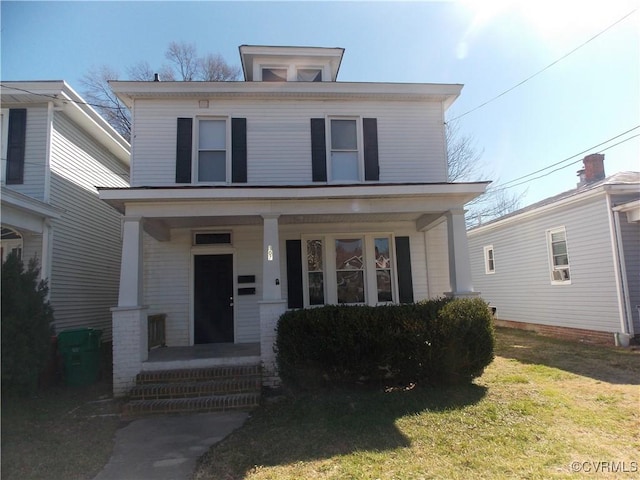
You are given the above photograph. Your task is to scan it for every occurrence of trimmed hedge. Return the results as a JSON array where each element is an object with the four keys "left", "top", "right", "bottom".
[{"left": 275, "top": 297, "right": 494, "bottom": 388}]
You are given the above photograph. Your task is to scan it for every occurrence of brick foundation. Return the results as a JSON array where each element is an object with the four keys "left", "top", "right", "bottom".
[{"left": 494, "top": 319, "right": 617, "bottom": 346}]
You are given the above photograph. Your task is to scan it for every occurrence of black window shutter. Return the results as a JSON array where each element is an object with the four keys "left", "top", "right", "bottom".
[
  {"left": 363, "top": 118, "right": 379, "bottom": 181},
  {"left": 6, "top": 109, "right": 27, "bottom": 185},
  {"left": 310, "top": 118, "right": 327, "bottom": 182},
  {"left": 231, "top": 118, "right": 247, "bottom": 183},
  {"left": 286, "top": 240, "right": 304, "bottom": 309},
  {"left": 175, "top": 118, "right": 193, "bottom": 183},
  {"left": 395, "top": 236, "right": 414, "bottom": 304}
]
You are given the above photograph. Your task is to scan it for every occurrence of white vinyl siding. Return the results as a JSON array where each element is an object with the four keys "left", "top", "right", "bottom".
[
  {"left": 47, "top": 112, "right": 129, "bottom": 340},
  {"left": 129, "top": 98, "right": 446, "bottom": 186},
  {"left": 468, "top": 195, "right": 622, "bottom": 333}
]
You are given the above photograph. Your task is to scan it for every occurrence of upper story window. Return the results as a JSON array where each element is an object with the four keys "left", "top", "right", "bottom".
[
  {"left": 297, "top": 69, "right": 322, "bottom": 82},
  {"left": 547, "top": 227, "right": 571, "bottom": 284},
  {"left": 484, "top": 245, "right": 495, "bottom": 274},
  {"left": 262, "top": 68, "right": 287, "bottom": 82},
  {"left": 310, "top": 117, "right": 379, "bottom": 183},
  {"left": 197, "top": 119, "right": 227, "bottom": 182},
  {"left": 330, "top": 119, "right": 359, "bottom": 181}
]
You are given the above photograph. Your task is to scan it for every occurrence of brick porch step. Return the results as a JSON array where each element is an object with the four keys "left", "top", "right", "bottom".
[
  {"left": 123, "top": 393, "right": 260, "bottom": 416},
  {"left": 123, "top": 364, "right": 262, "bottom": 416}
]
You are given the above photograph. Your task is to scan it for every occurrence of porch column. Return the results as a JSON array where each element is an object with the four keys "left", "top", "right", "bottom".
[
  {"left": 445, "top": 209, "right": 478, "bottom": 297},
  {"left": 111, "top": 216, "right": 148, "bottom": 397},
  {"left": 259, "top": 214, "right": 286, "bottom": 387}
]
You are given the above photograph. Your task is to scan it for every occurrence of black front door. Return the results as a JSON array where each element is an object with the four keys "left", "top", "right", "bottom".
[{"left": 194, "top": 254, "right": 234, "bottom": 344}]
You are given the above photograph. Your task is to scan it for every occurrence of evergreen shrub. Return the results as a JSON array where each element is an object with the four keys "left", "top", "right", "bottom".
[
  {"left": 275, "top": 297, "right": 494, "bottom": 388},
  {"left": 1, "top": 253, "right": 55, "bottom": 396}
]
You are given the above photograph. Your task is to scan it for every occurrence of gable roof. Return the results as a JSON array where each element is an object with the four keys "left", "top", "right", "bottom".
[{"left": 469, "top": 171, "right": 640, "bottom": 234}]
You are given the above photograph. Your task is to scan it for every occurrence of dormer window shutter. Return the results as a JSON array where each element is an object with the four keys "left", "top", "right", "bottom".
[
  {"left": 6, "top": 109, "right": 27, "bottom": 185},
  {"left": 310, "top": 118, "right": 327, "bottom": 182},
  {"left": 363, "top": 118, "right": 379, "bottom": 181},
  {"left": 231, "top": 118, "right": 247, "bottom": 183},
  {"left": 175, "top": 118, "right": 193, "bottom": 183}
]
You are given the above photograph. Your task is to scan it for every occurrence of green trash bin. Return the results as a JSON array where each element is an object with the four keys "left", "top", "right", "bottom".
[{"left": 57, "top": 328, "right": 102, "bottom": 386}]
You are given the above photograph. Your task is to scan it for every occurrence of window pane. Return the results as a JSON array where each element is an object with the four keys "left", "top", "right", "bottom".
[
  {"left": 335, "top": 239, "right": 363, "bottom": 269},
  {"left": 375, "top": 238, "right": 390, "bottom": 268},
  {"left": 331, "top": 120, "right": 357, "bottom": 149},
  {"left": 297, "top": 69, "right": 322, "bottom": 82},
  {"left": 337, "top": 270, "right": 364, "bottom": 304},
  {"left": 551, "top": 231, "right": 566, "bottom": 242},
  {"left": 308, "top": 272, "right": 325, "bottom": 305},
  {"left": 552, "top": 241, "right": 567, "bottom": 256},
  {"left": 262, "top": 68, "right": 287, "bottom": 81},
  {"left": 377, "top": 270, "right": 392, "bottom": 302},
  {"left": 198, "top": 151, "right": 226, "bottom": 181},
  {"left": 307, "top": 239, "right": 323, "bottom": 271},
  {"left": 331, "top": 152, "right": 358, "bottom": 181},
  {"left": 199, "top": 120, "right": 226, "bottom": 149},
  {"left": 554, "top": 254, "right": 569, "bottom": 266}
]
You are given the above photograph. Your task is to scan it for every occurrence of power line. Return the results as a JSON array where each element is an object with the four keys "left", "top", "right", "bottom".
[
  {"left": 447, "top": 9, "right": 637, "bottom": 123},
  {"left": 497, "top": 126, "right": 640, "bottom": 188},
  {"left": 493, "top": 133, "right": 640, "bottom": 192}
]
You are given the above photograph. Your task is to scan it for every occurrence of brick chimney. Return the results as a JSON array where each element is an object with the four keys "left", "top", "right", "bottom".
[{"left": 577, "top": 153, "right": 605, "bottom": 187}]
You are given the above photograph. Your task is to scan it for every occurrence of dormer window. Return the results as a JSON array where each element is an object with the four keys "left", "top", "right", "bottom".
[
  {"left": 262, "top": 68, "right": 287, "bottom": 82},
  {"left": 297, "top": 69, "right": 322, "bottom": 82}
]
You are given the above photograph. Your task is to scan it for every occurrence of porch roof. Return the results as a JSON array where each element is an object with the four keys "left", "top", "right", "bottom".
[{"left": 99, "top": 182, "right": 488, "bottom": 240}]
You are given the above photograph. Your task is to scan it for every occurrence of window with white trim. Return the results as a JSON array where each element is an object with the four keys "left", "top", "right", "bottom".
[
  {"left": 484, "top": 245, "right": 495, "bottom": 274},
  {"left": 197, "top": 118, "right": 227, "bottom": 182},
  {"left": 262, "top": 68, "right": 287, "bottom": 82},
  {"left": 547, "top": 227, "right": 571, "bottom": 284},
  {"left": 302, "top": 234, "right": 396, "bottom": 306},
  {"left": 330, "top": 118, "right": 360, "bottom": 182}
]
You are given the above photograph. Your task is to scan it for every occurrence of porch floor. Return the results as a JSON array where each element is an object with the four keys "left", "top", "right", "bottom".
[{"left": 143, "top": 342, "right": 261, "bottom": 371}]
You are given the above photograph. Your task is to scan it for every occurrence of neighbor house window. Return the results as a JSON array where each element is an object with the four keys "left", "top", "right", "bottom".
[
  {"left": 484, "top": 245, "right": 495, "bottom": 274},
  {"left": 306, "top": 239, "right": 325, "bottom": 305},
  {"left": 547, "top": 227, "right": 571, "bottom": 284},
  {"left": 330, "top": 119, "right": 359, "bottom": 181},
  {"left": 335, "top": 238, "right": 365, "bottom": 304},
  {"left": 197, "top": 119, "right": 226, "bottom": 182}
]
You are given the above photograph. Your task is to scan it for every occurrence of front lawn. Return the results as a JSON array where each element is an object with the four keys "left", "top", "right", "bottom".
[{"left": 194, "top": 328, "right": 640, "bottom": 479}]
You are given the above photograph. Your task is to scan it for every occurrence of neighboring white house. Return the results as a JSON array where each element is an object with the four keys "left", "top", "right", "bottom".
[
  {"left": 99, "top": 45, "right": 489, "bottom": 396},
  {"left": 468, "top": 154, "right": 640, "bottom": 346},
  {"left": 1, "top": 81, "right": 130, "bottom": 340}
]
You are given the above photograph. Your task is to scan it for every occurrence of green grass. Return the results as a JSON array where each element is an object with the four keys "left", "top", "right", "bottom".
[
  {"left": 1, "top": 379, "right": 123, "bottom": 480},
  {"left": 194, "top": 328, "right": 640, "bottom": 479}
]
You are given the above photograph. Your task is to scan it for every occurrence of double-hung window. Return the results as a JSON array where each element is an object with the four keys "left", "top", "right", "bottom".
[
  {"left": 306, "top": 239, "right": 325, "bottom": 305},
  {"left": 547, "top": 227, "right": 571, "bottom": 284},
  {"left": 335, "top": 238, "right": 365, "bottom": 304},
  {"left": 197, "top": 119, "right": 227, "bottom": 182},
  {"left": 484, "top": 245, "right": 495, "bottom": 274},
  {"left": 330, "top": 119, "right": 359, "bottom": 182}
]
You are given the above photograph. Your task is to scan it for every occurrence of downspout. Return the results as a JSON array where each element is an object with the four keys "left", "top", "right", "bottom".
[{"left": 607, "top": 194, "right": 633, "bottom": 336}]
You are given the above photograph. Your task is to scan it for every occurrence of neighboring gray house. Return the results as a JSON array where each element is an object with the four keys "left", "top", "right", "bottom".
[
  {"left": 1, "top": 81, "right": 130, "bottom": 340},
  {"left": 468, "top": 154, "right": 639, "bottom": 346},
  {"left": 99, "top": 45, "right": 489, "bottom": 397}
]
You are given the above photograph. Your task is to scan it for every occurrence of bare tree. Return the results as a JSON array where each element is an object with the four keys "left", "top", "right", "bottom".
[
  {"left": 80, "top": 42, "right": 241, "bottom": 139},
  {"left": 80, "top": 65, "right": 131, "bottom": 141},
  {"left": 446, "top": 121, "right": 524, "bottom": 227},
  {"left": 199, "top": 53, "right": 241, "bottom": 81}
]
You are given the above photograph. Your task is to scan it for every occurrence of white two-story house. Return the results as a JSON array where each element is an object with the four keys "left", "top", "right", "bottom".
[
  {"left": 1, "top": 81, "right": 130, "bottom": 340},
  {"left": 100, "top": 45, "right": 488, "bottom": 396}
]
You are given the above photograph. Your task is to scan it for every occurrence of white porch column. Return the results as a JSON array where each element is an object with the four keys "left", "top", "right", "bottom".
[
  {"left": 445, "top": 209, "right": 478, "bottom": 297},
  {"left": 259, "top": 214, "right": 286, "bottom": 387},
  {"left": 112, "top": 216, "right": 148, "bottom": 397}
]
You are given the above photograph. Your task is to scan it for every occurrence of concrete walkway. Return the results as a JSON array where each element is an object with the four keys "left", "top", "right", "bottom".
[{"left": 93, "top": 411, "right": 249, "bottom": 480}]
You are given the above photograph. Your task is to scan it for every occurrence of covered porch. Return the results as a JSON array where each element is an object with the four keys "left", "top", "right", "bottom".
[{"left": 100, "top": 182, "right": 488, "bottom": 396}]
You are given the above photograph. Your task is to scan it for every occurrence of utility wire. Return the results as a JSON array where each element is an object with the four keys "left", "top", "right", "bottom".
[
  {"left": 497, "top": 125, "right": 640, "bottom": 188},
  {"left": 447, "top": 9, "right": 637, "bottom": 123},
  {"left": 493, "top": 133, "right": 640, "bottom": 192}
]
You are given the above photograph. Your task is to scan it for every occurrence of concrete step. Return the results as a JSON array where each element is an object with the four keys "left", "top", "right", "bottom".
[
  {"left": 136, "top": 364, "right": 261, "bottom": 384},
  {"left": 123, "top": 393, "right": 260, "bottom": 416},
  {"left": 129, "top": 377, "right": 262, "bottom": 400}
]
